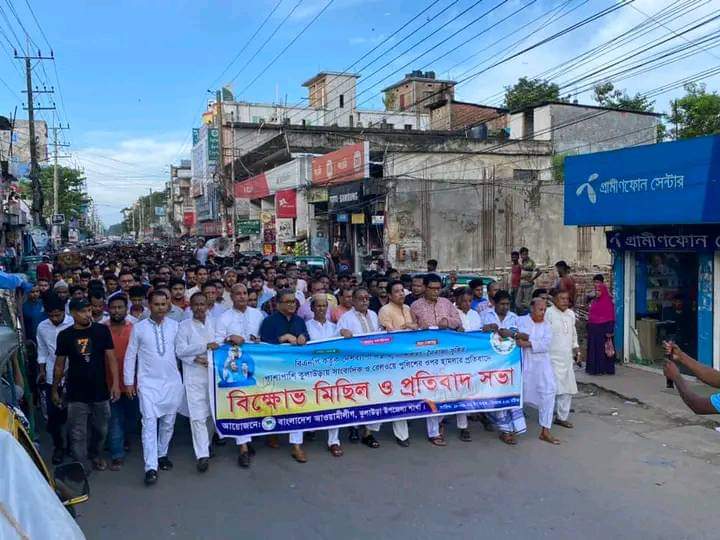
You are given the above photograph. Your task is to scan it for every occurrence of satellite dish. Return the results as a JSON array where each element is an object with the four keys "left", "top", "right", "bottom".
[{"left": 207, "top": 237, "right": 234, "bottom": 258}]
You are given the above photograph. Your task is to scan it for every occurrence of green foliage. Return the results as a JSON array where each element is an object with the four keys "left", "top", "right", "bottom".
[
  {"left": 668, "top": 83, "right": 720, "bottom": 140},
  {"left": 592, "top": 82, "right": 655, "bottom": 112},
  {"left": 106, "top": 223, "right": 125, "bottom": 236},
  {"left": 20, "top": 166, "right": 91, "bottom": 228},
  {"left": 503, "top": 77, "right": 563, "bottom": 111},
  {"left": 552, "top": 153, "right": 567, "bottom": 184},
  {"left": 382, "top": 90, "right": 396, "bottom": 111}
]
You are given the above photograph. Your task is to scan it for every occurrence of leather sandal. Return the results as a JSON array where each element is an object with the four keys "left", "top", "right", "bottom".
[{"left": 328, "top": 444, "right": 343, "bottom": 457}]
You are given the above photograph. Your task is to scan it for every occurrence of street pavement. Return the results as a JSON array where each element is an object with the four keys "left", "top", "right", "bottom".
[{"left": 60, "top": 388, "right": 720, "bottom": 540}]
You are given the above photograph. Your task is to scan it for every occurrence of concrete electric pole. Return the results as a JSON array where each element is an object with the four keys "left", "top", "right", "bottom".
[
  {"left": 16, "top": 50, "right": 55, "bottom": 226},
  {"left": 50, "top": 124, "right": 70, "bottom": 242}
]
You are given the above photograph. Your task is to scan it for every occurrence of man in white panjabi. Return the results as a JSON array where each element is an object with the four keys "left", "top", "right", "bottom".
[
  {"left": 545, "top": 289, "right": 579, "bottom": 429},
  {"left": 516, "top": 297, "right": 559, "bottom": 445},
  {"left": 305, "top": 293, "right": 345, "bottom": 457},
  {"left": 337, "top": 287, "right": 383, "bottom": 449},
  {"left": 214, "top": 283, "right": 264, "bottom": 468},
  {"left": 175, "top": 292, "right": 218, "bottom": 473},
  {"left": 124, "top": 291, "right": 184, "bottom": 485}
]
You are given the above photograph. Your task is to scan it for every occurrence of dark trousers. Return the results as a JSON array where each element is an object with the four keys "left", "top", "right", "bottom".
[
  {"left": 43, "top": 384, "right": 67, "bottom": 450},
  {"left": 67, "top": 400, "right": 111, "bottom": 465}
]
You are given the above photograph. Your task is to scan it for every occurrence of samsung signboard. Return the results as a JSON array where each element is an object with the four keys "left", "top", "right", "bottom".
[{"left": 564, "top": 135, "right": 720, "bottom": 226}]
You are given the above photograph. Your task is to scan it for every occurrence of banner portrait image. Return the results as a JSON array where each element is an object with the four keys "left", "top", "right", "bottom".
[{"left": 210, "top": 329, "right": 522, "bottom": 437}]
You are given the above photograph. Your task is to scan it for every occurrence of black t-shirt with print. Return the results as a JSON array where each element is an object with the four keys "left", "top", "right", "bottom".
[{"left": 56, "top": 322, "right": 114, "bottom": 403}]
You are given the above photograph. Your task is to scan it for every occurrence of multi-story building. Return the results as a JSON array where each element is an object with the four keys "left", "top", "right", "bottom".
[
  {"left": 168, "top": 160, "right": 193, "bottom": 236},
  {"left": 382, "top": 70, "right": 455, "bottom": 113}
]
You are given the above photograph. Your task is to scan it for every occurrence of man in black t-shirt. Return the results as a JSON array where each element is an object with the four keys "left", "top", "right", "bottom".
[{"left": 52, "top": 298, "right": 120, "bottom": 471}]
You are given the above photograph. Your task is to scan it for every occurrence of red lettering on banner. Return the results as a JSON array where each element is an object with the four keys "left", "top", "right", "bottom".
[
  {"left": 227, "top": 390, "right": 249, "bottom": 413},
  {"left": 378, "top": 380, "right": 394, "bottom": 396},
  {"left": 228, "top": 389, "right": 307, "bottom": 413}
]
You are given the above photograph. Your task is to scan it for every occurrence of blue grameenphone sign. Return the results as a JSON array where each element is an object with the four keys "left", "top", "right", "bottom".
[{"left": 564, "top": 135, "right": 720, "bottom": 226}]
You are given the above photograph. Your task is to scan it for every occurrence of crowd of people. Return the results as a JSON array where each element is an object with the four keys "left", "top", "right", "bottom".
[{"left": 18, "top": 240, "right": 605, "bottom": 486}]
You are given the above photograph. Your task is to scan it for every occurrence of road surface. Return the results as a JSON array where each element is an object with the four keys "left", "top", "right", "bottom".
[{"left": 57, "top": 388, "right": 720, "bottom": 539}]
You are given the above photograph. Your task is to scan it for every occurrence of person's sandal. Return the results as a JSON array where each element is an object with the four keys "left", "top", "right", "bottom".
[
  {"left": 361, "top": 434, "right": 380, "bottom": 448},
  {"left": 109, "top": 458, "right": 123, "bottom": 471},
  {"left": 92, "top": 458, "right": 108, "bottom": 471},
  {"left": 328, "top": 444, "right": 343, "bottom": 457},
  {"left": 499, "top": 432, "right": 517, "bottom": 445},
  {"left": 428, "top": 436, "right": 447, "bottom": 447}
]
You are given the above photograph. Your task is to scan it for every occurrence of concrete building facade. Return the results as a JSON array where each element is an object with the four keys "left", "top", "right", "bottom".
[{"left": 382, "top": 70, "right": 455, "bottom": 113}]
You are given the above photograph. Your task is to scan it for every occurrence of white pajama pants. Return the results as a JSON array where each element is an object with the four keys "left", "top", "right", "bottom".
[
  {"left": 289, "top": 431, "right": 303, "bottom": 444},
  {"left": 190, "top": 417, "right": 214, "bottom": 459},
  {"left": 426, "top": 414, "right": 468, "bottom": 438},
  {"left": 555, "top": 394, "right": 573, "bottom": 421},
  {"left": 363, "top": 421, "right": 407, "bottom": 440},
  {"left": 327, "top": 428, "right": 340, "bottom": 447},
  {"left": 235, "top": 435, "right": 252, "bottom": 445},
  {"left": 527, "top": 393, "right": 556, "bottom": 429},
  {"left": 142, "top": 413, "right": 176, "bottom": 472}
]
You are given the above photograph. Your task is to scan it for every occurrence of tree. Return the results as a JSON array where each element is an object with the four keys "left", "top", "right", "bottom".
[
  {"left": 592, "top": 82, "right": 655, "bottom": 112},
  {"left": 668, "top": 83, "right": 720, "bottom": 140},
  {"left": 20, "top": 165, "right": 92, "bottom": 230},
  {"left": 503, "top": 77, "right": 564, "bottom": 111}
]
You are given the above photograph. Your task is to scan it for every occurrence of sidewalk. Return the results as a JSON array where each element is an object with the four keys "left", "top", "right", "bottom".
[{"left": 576, "top": 364, "right": 720, "bottom": 428}]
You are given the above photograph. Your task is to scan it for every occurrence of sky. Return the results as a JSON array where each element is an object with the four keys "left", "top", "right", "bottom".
[{"left": 0, "top": 0, "right": 718, "bottom": 225}]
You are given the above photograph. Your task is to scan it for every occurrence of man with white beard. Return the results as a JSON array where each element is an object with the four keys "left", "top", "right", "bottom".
[
  {"left": 124, "top": 291, "right": 184, "bottom": 486},
  {"left": 175, "top": 292, "right": 219, "bottom": 473}
]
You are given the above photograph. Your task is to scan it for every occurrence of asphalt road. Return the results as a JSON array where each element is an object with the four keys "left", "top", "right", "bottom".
[{"left": 61, "top": 389, "right": 720, "bottom": 540}]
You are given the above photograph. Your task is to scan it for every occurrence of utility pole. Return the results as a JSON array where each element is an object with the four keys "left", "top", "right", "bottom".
[
  {"left": 16, "top": 49, "right": 55, "bottom": 226},
  {"left": 216, "top": 89, "right": 228, "bottom": 238},
  {"left": 50, "top": 124, "right": 70, "bottom": 243}
]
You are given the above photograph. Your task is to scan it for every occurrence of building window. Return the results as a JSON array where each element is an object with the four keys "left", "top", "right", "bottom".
[
  {"left": 339, "top": 94, "right": 344, "bottom": 108},
  {"left": 251, "top": 116, "right": 265, "bottom": 124},
  {"left": 399, "top": 94, "right": 406, "bottom": 110},
  {"left": 349, "top": 115, "right": 354, "bottom": 127},
  {"left": 523, "top": 110, "right": 534, "bottom": 139},
  {"left": 404, "top": 124, "right": 413, "bottom": 131}
]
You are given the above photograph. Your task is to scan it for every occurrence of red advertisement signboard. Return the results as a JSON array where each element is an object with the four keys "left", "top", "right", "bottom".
[
  {"left": 275, "top": 189, "right": 297, "bottom": 218},
  {"left": 182, "top": 211, "right": 196, "bottom": 226},
  {"left": 234, "top": 173, "right": 270, "bottom": 199},
  {"left": 311, "top": 141, "right": 369, "bottom": 186}
]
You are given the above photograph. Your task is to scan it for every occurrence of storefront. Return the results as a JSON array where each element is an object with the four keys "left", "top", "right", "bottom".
[
  {"left": 309, "top": 141, "right": 382, "bottom": 271},
  {"left": 564, "top": 135, "right": 720, "bottom": 368}
]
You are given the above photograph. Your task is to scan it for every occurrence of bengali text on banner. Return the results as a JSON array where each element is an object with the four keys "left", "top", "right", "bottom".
[{"left": 210, "top": 330, "right": 522, "bottom": 436}]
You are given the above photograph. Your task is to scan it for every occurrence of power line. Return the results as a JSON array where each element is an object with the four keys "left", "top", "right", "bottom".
[
  {"left": 235, "top": 0, "right": 335, "bottom": 96},
  {"left": 209, "top": 0, "right": 284, "bottom": 89},
  {"left": 228, "top": 0, "right": 304, "bottom": 88}
]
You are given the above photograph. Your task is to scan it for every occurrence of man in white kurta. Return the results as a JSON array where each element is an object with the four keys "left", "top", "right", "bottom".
[
  {"left": 214, "top": 283, "right": 264, "bottom": 466},
  {"left": 124, "top": 292, "right": 184, "bottom": 483},
  {"left": 175, "top": 292, "right": 218, "bottom": 471},
  {"left": 545, "top": 290, "right": 579, "bottom": 428},
  {"left": 517, "top": 297, "right": 559, "bottom": 445},
  {"left": 336, "top": 288, "right": 383, "bottom": 448},
  {"left": 306, "top": 294, "right": 344, "bottom": 456}
]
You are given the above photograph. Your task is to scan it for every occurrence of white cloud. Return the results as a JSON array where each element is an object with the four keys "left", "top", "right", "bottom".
[{"left": 64, "top": 136, "right": 186, "bottom": 226}]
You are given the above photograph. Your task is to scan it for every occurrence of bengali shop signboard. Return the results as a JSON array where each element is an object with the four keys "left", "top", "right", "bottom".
[
  {"left": 312, "top": 141, "right": 370, "bottom": 186},
  {"left": 564, "top": 134, "right": 720, "bottom": 225},
  {"left": 210, "top": 329, "right": 521, "bottom": 437},
  {"left": 234, "top": 173, "right": 270, "bottom": 199}
]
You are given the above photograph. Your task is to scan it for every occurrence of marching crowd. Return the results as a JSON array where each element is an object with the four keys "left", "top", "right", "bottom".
[{"left": 21, "top": 240, "right": 601, "bottom": 486}]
